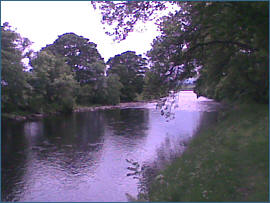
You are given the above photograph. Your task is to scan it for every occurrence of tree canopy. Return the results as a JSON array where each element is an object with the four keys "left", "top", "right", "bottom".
[
  {"left": 1, "top": 26, "right": 123, "bottom": 114},
  {"left": 29, "top": 50, "right": 79, "bottom": 112},
  {"left": 91, "top": 1, "right": 174, "bottom": 41},
  {"left": 41, "top": 33, "right": 114, "bottom": 105},
  {"left": 42, "top": 33, "right": 106, "bottom": 85},
  {"left": 107, "top": 51, "right": 147, "bottom": 101},
  {"left": 95, "top": 1, "right": 269, "bottom": 103},
  {"left": 1, "top": 22, "right": 32, "bottom": 112},
  {"left": 2, "top": 2, "right": 268, "bottom": 116}
]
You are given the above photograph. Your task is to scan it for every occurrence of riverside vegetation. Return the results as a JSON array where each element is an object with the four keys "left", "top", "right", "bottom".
[
  {"left": 2, "top": 1, "right": 269, "bottom": 201},
  {"left": 2, "top": 24, "right": 150, "bottom": 116},
  {"left": 2, "top": 2, "right": 268, "bottom": 116},
  {"left": 147, "top": 103, "right": 268, "bottom": 201},
  {"left": 92, "top": 1, "right": 268, "bottom": 201}
]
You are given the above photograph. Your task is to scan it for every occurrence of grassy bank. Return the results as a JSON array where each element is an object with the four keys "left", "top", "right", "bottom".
[{"left": 148, "top": 104, "right": 269, "bottom": 201}]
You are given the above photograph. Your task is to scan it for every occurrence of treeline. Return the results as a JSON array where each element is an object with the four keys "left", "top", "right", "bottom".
[
  {"left": 95, "top": 1, "right": 269, "bottom": 104},
  {"left": 145, "top": 2, "right": 269, "bottom": 103},
  {"left": 2, "top": 1, "right": 269, "bottom": 115},
  {"left": 2, "top": 23, "right": 159, "bottom": 114}
]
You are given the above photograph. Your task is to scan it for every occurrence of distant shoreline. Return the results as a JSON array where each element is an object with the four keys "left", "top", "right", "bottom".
[
  {"left": 74, "top": 101, "right": 154, "bottom": 112},
  {"left": 2, "top": 91, "right": 196, "bottom": 122},
  {"left": 2, "top": 100, "right": 157, "bottom": 122}
]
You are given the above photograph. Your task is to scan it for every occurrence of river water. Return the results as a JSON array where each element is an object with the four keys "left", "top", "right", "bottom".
[{"left": 2, "top": 91, "right": 221, "bottom": 202}]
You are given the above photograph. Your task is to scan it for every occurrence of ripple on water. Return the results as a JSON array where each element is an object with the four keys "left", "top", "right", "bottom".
[{"left": 2, "top": 91, "right": 220, "bottom": 202}]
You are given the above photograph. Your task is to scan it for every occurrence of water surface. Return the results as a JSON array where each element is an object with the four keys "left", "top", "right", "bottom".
[{"left": 2, "top": 91, "right": 220, "bottom": 202}]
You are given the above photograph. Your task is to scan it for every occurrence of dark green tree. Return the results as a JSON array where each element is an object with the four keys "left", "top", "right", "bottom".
[
  {"left": 143, "top": 69, "right": 170, "bottom": 100},
  {"left": 43, "top": 33, "right": 105, "bottom": 85},
  {"left": 91, "top": 1, "right": 173, "bottom": 41},
  {"left": 155, "top": 2, "right": 269, "bottom": 103},
  {"left": 29, "top": 51, "right": 79, "bottom": 113},
  {"left": 105, "top": 74, "right": 123, "bottom": 105},
  {"left": 1, "top": 22, "right": 32, "bottom": 113},
  {"left": 96, "top": 1, "right": 269, "bottom": 103},
  {"left": 42, "top": 33, "right": 107, "bottom": 104},
  {"left": 107, "top": 51, "right": 147, "bottom": 101}
]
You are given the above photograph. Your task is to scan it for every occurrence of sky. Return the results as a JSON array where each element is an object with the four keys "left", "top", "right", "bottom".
[{"left": 1, "top": 1, "right": 161, "bottom": 62}]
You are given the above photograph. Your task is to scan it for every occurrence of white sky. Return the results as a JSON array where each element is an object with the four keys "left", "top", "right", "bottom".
[{"left": 1, "top": 1, "right": 161, "bottom": 62}]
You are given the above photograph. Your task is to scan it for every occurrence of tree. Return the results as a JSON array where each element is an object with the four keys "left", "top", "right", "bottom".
[
  {"left": 91, "top": 1, "right": 175, "bottom": 41},
  {"left": 43, "top": 33, "right": 106, "bottom": 85},
  {"left": 96, "top": 2, "right": 269, "bottom": 103},
  {"left": 29, "top": 51, "right": 79, "bottom": 113},
  {"left": 1, "top": 22, "right": 32, "bottom": 113},
  {"left": 42, "top": 32, "right": 107, "bottom": 105},
  {"left": 105, "top": 74, "right": 123, "bottom": 105},
  {"left": 107, "top": 51, "right": 147, "bottom": 101},
  {"left": 170, "top": 2, "right": 269, "bottom": 103},
  {"left": 143, "top": 69, "right": 170, "bottom": 100}
]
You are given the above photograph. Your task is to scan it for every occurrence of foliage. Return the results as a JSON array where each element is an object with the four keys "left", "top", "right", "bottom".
[
  {"left": 1, "top": 22, "right": 32, "bottom": 113},
  {"left": 95, "top": 1, "right": 269, "bottom": 104},
  {"left": 142, "top": 69, "right": 169, "bottom": 100},
  {"left": 3, "top": 1, "right": 268, "bottom": 116},
  {"left": 1, "top": 23, "right": 125, "bottom": 115},
  {"left": 42, "top": 32, "right": 109, "bottom": 105},
  {"left": 149, "top": 2, "right": 268, "bottom": 103},
  {"left": 29, "top": 51, "right": 79, "bottom": 113},
  {"left": 105, "top": 74, "right": 123, "bottom": 105},
  {"left": 42, "top": 33, "right": 106, "bottom": 85},
  {"left": 76, "top": 83, "right": 95, "bottom": 105},
  {"left": 107, "top": 51, "right": 147, "bottom": 102},
  {"left": 91, "top": 1, "right": 176, "bottom": 41}
]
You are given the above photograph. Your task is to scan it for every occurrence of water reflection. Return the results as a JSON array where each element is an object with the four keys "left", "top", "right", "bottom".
[
  {"left": 2, "top": 109, "right": 150, "bottom": 202},
  {"left": 105, "top": 108, "right": 149, "bottom": 137},
  {"left": 2, "top": 120, "right": 28, "bottom": 202},
  {"left": 104, "top": 109, "right": 149, "bottom": 153},
  {"left": 134, "top": 111, "right": 219, "bottom": 199},
  {"left": 2, "top": 91, "right": 220, "bottom": 202}
]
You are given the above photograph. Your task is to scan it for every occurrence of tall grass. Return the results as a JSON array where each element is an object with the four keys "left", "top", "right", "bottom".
[{"left": 148, "top": 104, "right": 269, "bottom": 201}]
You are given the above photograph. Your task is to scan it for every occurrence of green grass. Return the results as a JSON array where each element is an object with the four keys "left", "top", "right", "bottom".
[{"left": 148, "top": 104, "right": 269, "bottom": 201}]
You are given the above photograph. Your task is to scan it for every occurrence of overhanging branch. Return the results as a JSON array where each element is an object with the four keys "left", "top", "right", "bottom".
[{"left": 187, "top": 40, "right": 258, "bottom": 54}]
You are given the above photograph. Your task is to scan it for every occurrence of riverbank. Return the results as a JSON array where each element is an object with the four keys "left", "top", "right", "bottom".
[
  {"left": 74, "top": 101, "right": 151, "bottom": 112},
  {"left": 2, "top": 101, "right": 153, "bottom": 121},
  {"left": 146, "top": 103, "right": 268, "bottom": 201}
]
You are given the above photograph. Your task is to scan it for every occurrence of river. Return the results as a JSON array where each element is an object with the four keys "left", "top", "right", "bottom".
[{"left": 2, "top": 91, "right": 221, "bottom": 202}]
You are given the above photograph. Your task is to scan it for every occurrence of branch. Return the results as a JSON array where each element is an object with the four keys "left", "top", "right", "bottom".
[{"left": 187, "top": 40, "right": 258, "bottom": 54}]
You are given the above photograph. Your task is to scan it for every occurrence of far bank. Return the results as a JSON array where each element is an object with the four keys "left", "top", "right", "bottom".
[{"left": 1, "top": 100, "right": 155, "bottom": 122}]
